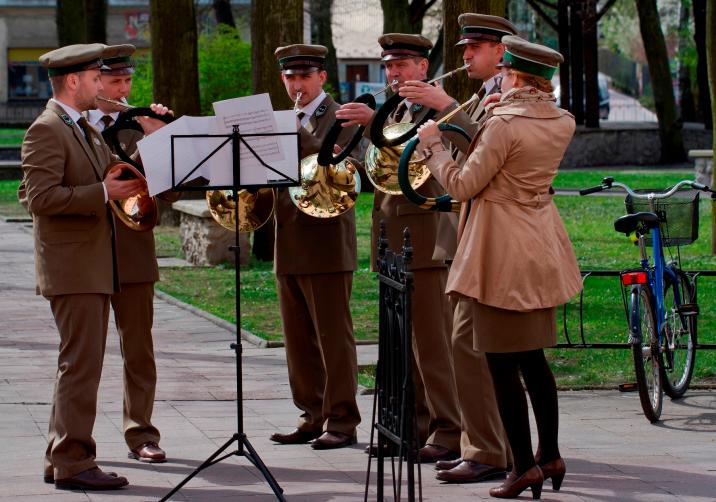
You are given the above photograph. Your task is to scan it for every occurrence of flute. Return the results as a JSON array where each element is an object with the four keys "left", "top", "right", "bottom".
[{"left": 293, "top": 92, "right": 303, "bottom": 113}]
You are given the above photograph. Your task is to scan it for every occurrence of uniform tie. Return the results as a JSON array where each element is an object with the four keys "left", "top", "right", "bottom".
[
  {"left": 101, "top": 115, "right": 114, "bottom": 130},
  {"left": 296, "top": 111, "right": 306, "bottom": 124},
  {"left": 77, "top": 117, "right": 100, "bottom": 166},
  {"left": 393, "top": 102, "right": 407, "bottom": 122}
]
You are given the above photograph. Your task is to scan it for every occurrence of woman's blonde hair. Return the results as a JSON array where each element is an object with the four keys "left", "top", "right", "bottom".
[{"left": 511, "top": 69, "right": 554, "bottom": 93}]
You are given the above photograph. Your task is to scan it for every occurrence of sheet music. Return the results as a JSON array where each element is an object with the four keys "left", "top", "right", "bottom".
[{"left": 138, "top": 116, "right": 222, "bottom": 196}]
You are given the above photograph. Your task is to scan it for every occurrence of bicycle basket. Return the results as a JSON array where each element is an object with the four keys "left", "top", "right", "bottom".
[{"left": 625, "top": 190, "right": 699, "bottom": 246}]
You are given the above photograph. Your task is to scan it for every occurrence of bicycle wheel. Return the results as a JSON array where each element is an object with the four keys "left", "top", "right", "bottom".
[
  {"left": 629, "top": 286, "right": 662, "bottom": 422},
  {"left": 661, "top": 269, "right": 697, "bottom": 398}
]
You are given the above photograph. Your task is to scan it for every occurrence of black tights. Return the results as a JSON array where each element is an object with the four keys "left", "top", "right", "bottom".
[{"left": 485, "top": 349, "right": 560, "bottom": 475}]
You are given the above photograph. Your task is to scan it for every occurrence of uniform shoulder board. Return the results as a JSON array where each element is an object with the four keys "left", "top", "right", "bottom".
[
  {"left": 411, "top": 103, "right": 423, "bottom": 113},
  {"left": 315, "top": 104, "right": 328, "bottom": 117},
  {"left": 60, "top": 114, "right": 74, "bottom": 126}
]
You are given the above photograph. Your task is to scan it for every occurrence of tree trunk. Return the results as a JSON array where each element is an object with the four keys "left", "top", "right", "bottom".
[
  {"left": 706, "top": 0, "right": 716, "bottom": 252},
  {"left": 583, "top": 0, "right": 599, "bottom": 128},
  {"left": 251, "top": 0, "right": 302, "bottom": 261},
  {"left": 150, "top": 0, "right": 200, "bottom": 117},
  {"left": 570, "top": 1, "right": 585, "bottom": 125},
  {"left": 381, "top": 0, "right": 424, "bottom": 34},
  {"left": 693, "top": 0, "right": 712, "bottom": 129},
  {"left": 85, "top": 0, "right": 107, "bottom": 43},
  {"left": 427, "top": 28, "right": 444, "bottom": 79},
  {"left": 213, "top": 0, "right": 235, "bottom": 27},
  {"left": 310, "top": 0, "right": 340, "bottom": 98},
  {"left": 635, "top": 0, "right": 686, "bottom": 163},
  {"left": 442, "top": 0, "right": 505, "bottom": 104},
  {"left": 678, "top": 0, "right": 696, "bottom": 122},
  {"left": 57, "top": 0, "right": 87, "bottom": 45}
]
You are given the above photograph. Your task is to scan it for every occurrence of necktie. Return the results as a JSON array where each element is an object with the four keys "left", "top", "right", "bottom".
[
  {"left": 77, "top": 117, "right": 99, "bottom": 162},
  {"left": 101, "top": 115, "right": 114, "bottom": 130},
  {"left": 296, "top": 111, "right": 306, "bottom": 124},
  {"left": 394, "top": 102, "right": 407, "bottom": 123}
]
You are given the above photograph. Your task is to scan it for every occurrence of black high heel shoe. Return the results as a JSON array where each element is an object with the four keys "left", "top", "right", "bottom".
[
  {"left": 539, "top": 457, "right": 566, "bottom": 491},
  {"left": 489, "top": 465, "right": 544, "bottom": 499}
]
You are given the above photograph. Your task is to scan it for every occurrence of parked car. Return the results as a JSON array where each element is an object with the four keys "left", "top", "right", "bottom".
[{"left": 554, "top": 73, "right": 610, "bottom": 120}]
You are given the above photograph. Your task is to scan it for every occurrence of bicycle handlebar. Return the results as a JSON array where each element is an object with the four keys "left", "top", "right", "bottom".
[{"left": 579, "top": 177, "right": 715, "bottom": 199}]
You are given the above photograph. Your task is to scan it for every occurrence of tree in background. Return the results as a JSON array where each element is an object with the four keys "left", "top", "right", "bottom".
[
  {"left": 443, "top": 0, "right": 505, "bottom": 105},
  {"left": 251, "top": 0, "right": 302, "bottom": 261},
  {"left": 150, "top": 0, "right": 201, "bottom": 117},
  {"left": 56, "top": 0, "right": 107, "bottom": 45},
  {"left": 693, "top": 0, "right": 712, "bottom": 129},
  {"left": 309, "top": 0, "right": 340, "bottom": 97},
  {"left": 707, "top": 0, "right": 716, "bottom": 252},
  {"left": 635, "top": 0, "right": 686, "bottom": 162}
]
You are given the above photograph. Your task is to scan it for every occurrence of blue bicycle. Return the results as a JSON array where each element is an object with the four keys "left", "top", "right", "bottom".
[{"left": 580, "top": 177, "right": 712, "bottom": 422}]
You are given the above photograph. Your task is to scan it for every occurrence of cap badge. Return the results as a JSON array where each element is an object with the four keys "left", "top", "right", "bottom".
[{"left": 411, "top": 103, "right": 423, "bottom": 113}]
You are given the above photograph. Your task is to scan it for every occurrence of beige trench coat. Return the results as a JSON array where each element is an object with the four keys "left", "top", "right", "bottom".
[{"left": 425, "top": 98, "right": 582, "bottom": 312}]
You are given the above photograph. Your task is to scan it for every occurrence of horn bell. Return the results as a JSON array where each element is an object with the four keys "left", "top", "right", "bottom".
[
  {"left": 288, "top": 154, "right": 360, "bottom": 218},
  {"left": 206, "top": 188, "right": 275, "bottom": 232},
  {"left": 364, "top": 122, "right": 431, "bottom": 195},
  {"left": 104, "top": 161, "right": 158, "bottom": 231}
]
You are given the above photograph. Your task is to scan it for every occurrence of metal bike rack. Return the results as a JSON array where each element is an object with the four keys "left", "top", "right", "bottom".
[{"left": 558, "top": 269, "right": 716, "bottom": 350}]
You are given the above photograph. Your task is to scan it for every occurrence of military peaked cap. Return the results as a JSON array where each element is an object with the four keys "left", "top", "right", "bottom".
[
  {"left": 101, "top": 44, "right": 136, "bottom": 75},
  {"left": 378, "top": 33, "right": 433, "bottom": 61},
  {"left": 498, "top": 35, "right": 563, "bottom": 80},
  {"left": 39, "top": 43, "right": 108, "bottom": 77},
  {"left": 456, "top": 14, "right": 518, "bottom": 45},
  {"left": 275, "top": 44, "right": 327, "bottom": 75}
]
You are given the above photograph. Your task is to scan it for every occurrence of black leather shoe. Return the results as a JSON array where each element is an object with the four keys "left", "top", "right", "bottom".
[
  {"left": 45, "top": 471, "right": 118, "bottom": 484},
  {"left": 55, "top": 467, "right": 128, "bottom": 491},
  {"left": 270, "top": 428, "right": 322, "bottom": 445},
  {"left": 311, "top": 431, "right": 357, "bottom": 450},
  {"left": 435, "top": 457, "right": 463, "bottom": 471},
  {"left": 418, "top": 444, "right": 459, "bottom": 463},
  {"left": 436, "top": 460, "right": 506, "bottom": 483}
]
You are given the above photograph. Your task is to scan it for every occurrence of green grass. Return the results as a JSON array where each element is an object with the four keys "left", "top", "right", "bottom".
[
  {"left": 153, "top": 225, "right": 183, "bottom": 258},
  {"left": 553, "top": 169, "right": 693, "bottom": 191},
  {"left": 0, "top": 128, "right": 25, "bottom": 147},
  {"left": 0, "top": 180, "right": 27, "bottom": 218}
]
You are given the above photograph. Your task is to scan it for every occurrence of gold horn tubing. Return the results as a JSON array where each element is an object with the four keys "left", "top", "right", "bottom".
[
  {"left": 426, "top": 63, "right": 470, "bottom": 85},
  {"left": 104, "top": 161, "right": 157, "bottom": 231},
  {"left": 435, "top": 92, "right": 480, "bottom": 125},
  {"left": 96, "top": 96, "right": 135, "bottom": 111}
]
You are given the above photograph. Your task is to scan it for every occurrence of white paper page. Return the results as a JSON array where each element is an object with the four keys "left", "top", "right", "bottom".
[
  {"left": 266, "top": 110, "right": 300, "bottom": 185},
  {"left": 209, "top": 93, "right": 283, "bottom": 186},
  {"left": 138, "top": 116, "right": 219, "bottom": 196}
]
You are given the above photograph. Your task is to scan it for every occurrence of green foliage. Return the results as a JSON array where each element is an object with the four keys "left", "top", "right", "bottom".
[
  {"left": 128, "top": 25, "right": 252, "bottom": 114},
  {"left": 198, "top": 25, "right": 252, "bottom": 115},
  {"left": 128, "top": 54, "right": 154, "bottom": 107}
]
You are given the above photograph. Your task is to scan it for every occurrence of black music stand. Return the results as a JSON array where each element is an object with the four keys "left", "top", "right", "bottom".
[{"left": 157, "top": 125, "right": 299, "bottom": 502}]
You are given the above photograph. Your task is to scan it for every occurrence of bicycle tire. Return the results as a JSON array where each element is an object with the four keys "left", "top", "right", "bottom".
[
  {"left": 661, "top": 268, "right": 697, "bottom": 398},
  {"left": 629, "top": 286, "right": 662, "bottom": 423}
]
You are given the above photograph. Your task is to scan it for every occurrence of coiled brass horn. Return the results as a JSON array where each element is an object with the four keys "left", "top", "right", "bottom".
[
  {"left": 369, "top": 64, "right": 469, "bottom": 149},
  {"left": 316, "top": 80, "right": 396, "bottom": 167},
  {"left": 288, "top": 154, "right": 360, "bottom": 218}
]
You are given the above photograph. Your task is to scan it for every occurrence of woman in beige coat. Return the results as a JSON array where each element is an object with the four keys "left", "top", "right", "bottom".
[{"left": 416, "top": 36, "right": 582, "bottom": 499}]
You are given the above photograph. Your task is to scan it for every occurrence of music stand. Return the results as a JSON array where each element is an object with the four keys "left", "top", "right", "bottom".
[{"left": 158, "top": 125, "right": 299, "bottom": 502}]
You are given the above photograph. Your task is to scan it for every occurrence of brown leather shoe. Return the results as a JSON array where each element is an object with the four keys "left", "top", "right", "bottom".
[
  {"left": 129, "top": 441, "right": 166, "bottom": 463},
  {"left": 311, "top": 431, "right": 357, "bottom": 450},
  {"left": 364, "top": 443, "right": 397, "bottom": 457},
  {"left": 270, "top": 428, "right": 322, "bottom": 445},
  {"left": 435, "top": 457, "right": 463, "bottom": 471},
  {"left": 489, "top": 465, "right": 544, "bottom": 499},
  {"left": 436, "top": 460, "right": 506, "bottom": 483},
  {"left": 539, "top": 457, "right": 566, "bottom": 491},
  {"left": 55, "top": 467, "right": 128, "bottom": 491},
  {"left": 418, "top": 444, "right": 459, "bottom": 463},
  {"left": 45, "top": 471, "right": 118, "bottom": 484}
]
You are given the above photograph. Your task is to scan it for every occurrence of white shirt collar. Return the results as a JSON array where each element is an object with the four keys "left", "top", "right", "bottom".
[
  {"left": 51, "top": 98, "right": 83, "bottom": 125},
  {"left": 297, "top": 90, "right": 327, "bottom": 126},
  {"left": 88, "top": 109, "right": 120, "bottom": 130}
]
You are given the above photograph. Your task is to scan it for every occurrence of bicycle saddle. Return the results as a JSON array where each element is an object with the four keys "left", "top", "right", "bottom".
[{"left": 614, "top": 212, "right": 660, "bottom": 235}]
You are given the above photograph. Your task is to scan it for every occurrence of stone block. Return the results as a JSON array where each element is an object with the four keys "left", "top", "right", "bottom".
[
  {"left": 688, "top": 149, "right": 713, "bottom": 186},
  {"left": 172, "top": 200, "right": 250, "bottom": 266}
]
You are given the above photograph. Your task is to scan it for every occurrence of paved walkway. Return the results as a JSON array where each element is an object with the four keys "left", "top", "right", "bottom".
[{"left": 1, "top": 217, "right": 715, "bottom": 501}]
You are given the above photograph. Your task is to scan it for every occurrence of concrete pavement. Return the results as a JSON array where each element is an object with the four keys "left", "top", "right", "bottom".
[{"left": 1, "top": 217, "right": 715, "bottom": 501}]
